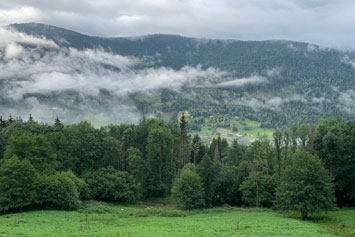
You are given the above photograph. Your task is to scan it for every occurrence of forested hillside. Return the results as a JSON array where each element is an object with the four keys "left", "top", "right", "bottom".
[{"left": 1, "top": 23, "right": 355, "bottom": 132}]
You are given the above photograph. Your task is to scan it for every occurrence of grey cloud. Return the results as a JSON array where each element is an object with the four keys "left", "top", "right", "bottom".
[{"left": 1, "top": 1, "right": 355, "bottom": 49}]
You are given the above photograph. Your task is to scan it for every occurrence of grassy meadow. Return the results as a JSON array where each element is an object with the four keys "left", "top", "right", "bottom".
[
  {"left": 0, "top": 202, "right": 353, "bottom": 237},
  {"left": 193, "top": 120, "right": 274, "bottom": 145}
]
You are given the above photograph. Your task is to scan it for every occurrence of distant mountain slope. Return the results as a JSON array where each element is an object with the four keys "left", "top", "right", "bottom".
[{"left": 1, "top": 23, "right": 355, "bottom": 130}]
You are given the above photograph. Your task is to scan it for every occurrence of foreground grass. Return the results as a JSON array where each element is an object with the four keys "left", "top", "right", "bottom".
[
  {"left": 315, "top": 208, "right": 355, "bottom": 237},
  {"left": 0, "top": 202, "right": 352, "bottom": 237}
]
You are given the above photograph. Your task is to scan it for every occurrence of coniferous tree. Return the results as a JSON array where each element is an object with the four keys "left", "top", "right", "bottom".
[
  {"left": 127, "top": 147, "right": 144, "bottom": 183},
  {"left": 197, "top": 154, "right": 217, "bottom": 207},
  {"left": 273, "top": 129, "right": 283, "bottom": 179},
  {"left": 225, "top": 139, "right": 246, "bottom": 166},
  {"left": 179, "top": 114, "right": 190, "bottom": 167},
  {"left": 191, "top": 134, "right": 201, "bottom": 164},
  {"left": 145, "top": 126, "right": 174, "bottom": 197}
]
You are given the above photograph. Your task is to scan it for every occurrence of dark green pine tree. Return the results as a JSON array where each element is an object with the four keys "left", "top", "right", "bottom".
[
  {"left": 53, "top": 117, "right": 64, "bottom": 132},
  {"left": 179, "top": 114, "right": 190, "bottom": 167},
  {"left": 145, "top": 127, "right": 174, "bottom": 197},
  {"left": 197, "top": 154, "right": 217, "bottom": 207},
  {"left": 273, "top": 129, "right": 283, "bottom": 180}
]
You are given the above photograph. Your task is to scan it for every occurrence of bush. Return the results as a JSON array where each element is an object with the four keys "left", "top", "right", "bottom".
[
  {"left": 0, "top": 156, "right": 39, "bottom": 212},
  {"left": 172, "top": 169, "right": 205, "bottom": 210},
  {"left": 62, "top": 170, "right": 89, "bottom": 199},
  {"left": 39, "top": 172, "right": 81, "bottom": 210},
  {"left": 84, "top": 167, "right": 140, "bottom": 203},
  {"left": 80, "top": 200, "right": 115, "bottom": 214}
]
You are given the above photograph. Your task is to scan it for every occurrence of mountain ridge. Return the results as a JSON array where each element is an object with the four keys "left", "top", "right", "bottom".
[
  {"left": 1, "top": 22, "right": 354, "bottom": 136},
  {"left": 9, "top": 22, "right": 315, "bottom": 46}
]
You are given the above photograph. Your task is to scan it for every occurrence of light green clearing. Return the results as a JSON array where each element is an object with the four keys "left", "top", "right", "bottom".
[
  {"left": 1, "top": 203, "right": 353, "bottom": 237},
  {"left": 191, "top": 118, "right": 274, "bottom": 144}
]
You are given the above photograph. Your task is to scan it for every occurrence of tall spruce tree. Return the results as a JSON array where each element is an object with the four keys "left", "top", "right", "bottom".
[{"left": 179, "top": 114, "right": 190, "bottom": 167}]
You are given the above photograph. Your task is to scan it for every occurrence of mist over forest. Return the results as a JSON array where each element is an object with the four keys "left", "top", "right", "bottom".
[
  {"left": 1, "top": 1, "right": 355, "bottom": 236},
  {"left": 1, "top": 23, "right": 355, "bottom": 129}
]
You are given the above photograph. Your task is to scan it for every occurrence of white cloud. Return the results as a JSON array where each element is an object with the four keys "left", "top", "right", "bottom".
[
  {"left": 213, "top": 75, "right": 267, "bottom": 88},
  {"left": 342, "top": 55, "right": 355, "bottom": 68},
  {"left": 0, "top": 27, "right": 227, "bottom": 124},
  {"left": 338, "top": 89, "right": 355, "bottom": 115},
  {"left": 239, "top": 94, "right": 308, "bottom": 111},
  {"left": 0, "top": 27, "right": 58, "bottom": 49},
  {"left": 266, "top": 67, "right": 281, "bottom": 77},
  {"left": 4, "top": 42, "right": 23, "bottom": 59},
  {"left": 0, "top": 27, "right": 226, "bottom": 101}
]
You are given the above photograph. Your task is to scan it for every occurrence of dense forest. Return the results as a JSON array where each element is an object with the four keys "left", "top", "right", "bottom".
[
  {"left": 1, "top": 23, "right": 355, "bottom": 129},
  {"left": 0, "top": 115, "right": 353, "bottom": 219}
]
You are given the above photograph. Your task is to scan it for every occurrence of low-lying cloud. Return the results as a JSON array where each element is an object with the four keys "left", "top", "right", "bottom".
[
  {"left": 1, "top": 27, "right": 353, "bottom": 125},
  {"left": 0, "top": 27, "right": 228, "bottom": 124},
  {"left": 0, "top": 27, "right": 227, "bottom": 101},
  {"left": 342, "top": 55, "right": 355, "bottom": 68},
  {"left": 239, "top": 94, "right": 312, "bottom": 112},
  {"left": 214, "top": 75, "right": 267, "bottom": 88},
  {"left": 338, "top": 89, "right": 355, "bottom": 115}
]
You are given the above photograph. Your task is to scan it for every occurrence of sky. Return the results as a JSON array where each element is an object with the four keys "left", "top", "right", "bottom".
[{"left": 0, "top": 0, "right": 354, "bottom": 50}]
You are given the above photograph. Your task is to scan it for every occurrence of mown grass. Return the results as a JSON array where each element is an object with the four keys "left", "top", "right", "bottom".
[{"left": 1, "top": 202, "right": 352, "bottom": 237}]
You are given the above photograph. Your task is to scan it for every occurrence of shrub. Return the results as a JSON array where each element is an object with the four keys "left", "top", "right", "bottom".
[
  {"left": 172, "top": 169, "right": 205, "bottom": 210},
  {"left": 39, "top": 172, "right": 81, "bottom": 210},
  {"left": 84, "top": 167, "right": 140, "bottom": 203},
  {"left": 0, "top": 156, "right": 39, "bottom": 212},
  {"left": 62, "top": 170, "right": 89, "bottom": 199}
]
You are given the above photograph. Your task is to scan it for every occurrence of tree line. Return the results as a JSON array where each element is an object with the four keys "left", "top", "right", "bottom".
[{"left": 0, "top": 115, "right": 353, "bottom": 219}]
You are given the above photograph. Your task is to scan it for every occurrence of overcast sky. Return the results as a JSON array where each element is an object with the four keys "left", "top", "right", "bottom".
[{"left": 0, "top": 0, "right": 354, "bottom": 50}]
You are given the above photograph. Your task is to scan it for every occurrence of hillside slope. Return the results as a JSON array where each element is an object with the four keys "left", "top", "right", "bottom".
[{"left": 1, "top": 23, "right": 354, "bottom": 130}]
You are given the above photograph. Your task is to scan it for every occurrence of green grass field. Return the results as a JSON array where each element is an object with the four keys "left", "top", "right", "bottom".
[
  {"left": 0, "top": 202, "right": 353, "bottom": 237},
  {"left": 192, "top": 118, "right": 274, "bottom": 145}
]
